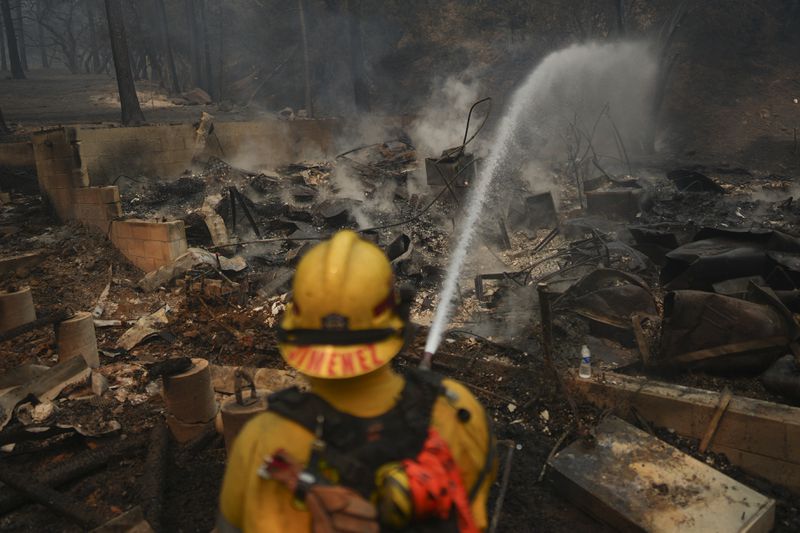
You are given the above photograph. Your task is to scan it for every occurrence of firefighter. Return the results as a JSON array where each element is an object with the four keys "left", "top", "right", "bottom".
[{"left": 218, "top": 230, "right": 496, "bottom": 532}]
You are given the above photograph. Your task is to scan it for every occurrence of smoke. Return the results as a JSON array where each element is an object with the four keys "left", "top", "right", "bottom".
[
  {"left": 507, "top": 41, "right": 659, "bottom": 167},
  {"left": 408, "top": 76, "right": 485, "bottom": 158},
  {"left": 426, "top": 40, "right": 661, "bottom": 355}
]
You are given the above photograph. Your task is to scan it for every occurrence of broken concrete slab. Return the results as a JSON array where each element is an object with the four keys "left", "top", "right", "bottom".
[
  {"left": 573, "top": 373, "right": 800, "bottom": 494},
  {"left": 137, "top": 248, "right": 246, "bottom": 292},
  {"left": 208, "top": 364, "right": 297, "bottom": 395},
  {"left": 0, "top": 364, "right": 50, "bottom": 394},
  {"left": 548, "top": 416, "right": 775, "bottom": 532},
  {"left": 0, "top": 356, "right": 90, "bottom": 430}
]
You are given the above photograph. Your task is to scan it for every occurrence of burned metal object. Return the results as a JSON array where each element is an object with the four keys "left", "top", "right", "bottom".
[
  {"left": 228, "top": 186, "right": 262, "bottom": 238},
  {"left": 221, "top": 370, "right": 269, "bottom": 452},
  {"left": 628, "top": 224, "right": 687, "bottom": 266},
  {"left": 319, "top": 200, "right": 353, "bottom": 228},
  {"left": 661, "top": 227, "right": 800, "bottom": 291},
  {"left": 659, "top": 290, "right": 792, "bottom": 373},
  {"left": 554, "top": 269, "right": 657, "bottom": 347},
  {"left": 585, "top": 188, "right": 644, "bottom": 221},
  {"left": 386, "top": 234, "right": 412, "bottom": 263},
  {"left": 506, "top": 192, "right": 558, "bottom": 236},
  {"left": 760, "top": 355, "right": 800, "bottom": 404},
  {"left": 667, "top": 168, "right": 725, "bottom": 193},
  {"left": 712, "top": 276, "right": 766, "bottom": 299},
  {"left": 425, "top": 148, "right": 477, "bottom": 191}
]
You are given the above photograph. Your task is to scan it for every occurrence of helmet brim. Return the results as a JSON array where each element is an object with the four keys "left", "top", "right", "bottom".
[{"left": 278, "top": 335, "right": 404, "bottom": 379}]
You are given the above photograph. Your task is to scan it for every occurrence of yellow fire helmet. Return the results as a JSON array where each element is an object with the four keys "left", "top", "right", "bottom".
[{"left": 278, "top": 230, "right": 406, "bottom": 379}]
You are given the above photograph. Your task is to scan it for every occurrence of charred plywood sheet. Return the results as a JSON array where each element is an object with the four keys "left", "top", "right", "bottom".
[{"left": 548, "top": 416, "right": 775, "bottom": 533}]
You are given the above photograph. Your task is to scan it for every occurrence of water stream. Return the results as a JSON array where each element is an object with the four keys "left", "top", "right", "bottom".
[{"left": 424, "top": 41, "right": 657, "bottom": 356}]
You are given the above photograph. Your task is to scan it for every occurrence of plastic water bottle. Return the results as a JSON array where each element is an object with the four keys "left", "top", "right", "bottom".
[{"left": 579, "top": 345, "right": 592, "bottom": 379}]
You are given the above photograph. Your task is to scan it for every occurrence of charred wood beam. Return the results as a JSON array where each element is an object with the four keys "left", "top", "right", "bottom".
[
  {"left": 0, "top": 434, "right": 147, "bottom": 516},
  {"left": 0, "top": 425, "right": 73, "bottom": 447},
  {"left": 140, "top": 422, "right": 170, "bottom": 531},
  {"left": 0, "top": 308, "right": 72, "bottom": 343},
  {"left": 0, "top": 468, "right": 106, "bottom": 528}
]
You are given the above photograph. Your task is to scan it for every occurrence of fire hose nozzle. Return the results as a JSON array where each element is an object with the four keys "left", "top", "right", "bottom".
[{"left": 419, "top": 351, "right": 434, "bottom": 370}]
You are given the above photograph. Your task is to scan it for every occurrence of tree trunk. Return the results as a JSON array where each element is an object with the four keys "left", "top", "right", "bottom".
[
  {"left": 156, "top": 0, "right": 180, "bottom": 94},
  {"left": 216, "top": 2, "right": 223, "bottom": 101},
  {"left": 0, "top": 0, "right": 24, "bottom": 78},
  {"left": 298, "top": 0, "right": 313, "bottom": 116},
  {"left": 184, "top": 0, "right": 203, "bottom": 90},
  {"left": 0, "top": 106, "right": 10, "bottom": 135},
  {"left": 13, "top": 0, "right": 24, "bottom": 70},
  {"left": 36, "top": 11, "right": 47, "bottom": 68},
  {"left": 615, "top": 0, "right": 626, "bottom": 36},
  {"left": 86, "top": 0, "right": 101, "bottom": 73},
  {"left": 104, "top": 0, "right": 145, "bottom": 125},
  {"left": 198, "top": 0, "right": 213, "bottom": 99},
  {"left": 0, "top": 9, "right": 7, "bottom": 71},
  {"left": 345, "top": 0, "right": 369, "bottom": 112}
]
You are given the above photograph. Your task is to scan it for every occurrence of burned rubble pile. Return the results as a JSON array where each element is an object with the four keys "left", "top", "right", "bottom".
[{"left": 1, "top": 140, "right": 800, "bottom": 531}]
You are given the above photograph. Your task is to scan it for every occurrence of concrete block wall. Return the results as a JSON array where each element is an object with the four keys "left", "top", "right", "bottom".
[
  {"left": 72, "top": 186, "right": 123, "bottom": 234},
  {"left": 76, "top": 123, "right": 197, "bottom": 184},
  {"left": 30, "top": 128, "right": 87, "bottom": 220},
  {"left": 76, "top": 118, "right": 343, "bottom": 185},
  {"left": 111, "top": 219, "right": 188, "bottom": 272},
  {"left": 0, "top": 140, "right": 35, "bottom": 167}
]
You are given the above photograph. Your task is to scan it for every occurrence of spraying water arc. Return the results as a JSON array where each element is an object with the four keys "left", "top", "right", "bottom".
[{"left": 422, "top": 41, "right": 658, "bottom": 363}]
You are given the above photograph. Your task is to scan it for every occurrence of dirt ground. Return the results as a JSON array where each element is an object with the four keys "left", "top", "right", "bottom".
[
  {"left": 2, "top": 160, "right": 800, "bottom": 531},
  {"left": 0, "top": 70, "right": 257, "bottom": 127},
  {"left": 2, "top": 44, "right": 800, "bottom": 529}
]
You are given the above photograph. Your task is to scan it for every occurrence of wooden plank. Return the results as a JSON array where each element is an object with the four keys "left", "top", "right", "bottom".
[
  {"left": 699, "top": 387, "right": 732, "bottom": 453},
  {"left": 713, "top": 443, "right": 800, "bottom": 494},
  {"left": 574, "top": 373, "right": 800, "bottom": 493},
  {"left": 549, "top": 416, "right": 776, "bottom": 533}
]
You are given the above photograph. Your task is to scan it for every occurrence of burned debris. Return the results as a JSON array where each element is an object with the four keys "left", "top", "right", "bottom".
[
  {"left": 3, "top": 117, "right": 800, "bottom": 531},
  {"left": 3, "top": 2, "right": 800, "bottom": 529}
]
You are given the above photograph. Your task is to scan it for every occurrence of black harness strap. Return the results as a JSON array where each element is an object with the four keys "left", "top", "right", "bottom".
[{"left": 267, "top": 370, "right": 444, "bottom": 497}]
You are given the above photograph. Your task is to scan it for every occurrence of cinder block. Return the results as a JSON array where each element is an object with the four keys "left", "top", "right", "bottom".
[
  {"left": 50, "top": 156, "right": 79, "bottom": 173},
  {"left": 129, "top": 222, "right": 151, "bottom": 241},
  {"left": 70, "top": 170, "right": 89, "bottom": 188},
  {"left": 168, "top": 238, "right": 188, "bottom": 260},
  {"left": 111, "top": 221, "right": 129, "bottom": 240},
  {"left": 105, "top": 201, "right": 123, "bottom": 218},
  {"left": 73, "top": 187, "right": 99, "bottom": 205},
  {"left": 98, "top": 186, "right": 121, "bottom": 204},
  {"left": 145, "top": 257, "right": 161, "bottom": 272},
  {"left": 146, "top": 220, "right": 185, "bottom": 242},
  {"left": 50, "top": 189, "right": 75, "bottom": 219},
  {"left": 127, "top": 239, "right": 148, "bottom": 258},
  {"left": 48, "top": 172, "right": 74, "bottom": 188},
  {"left": 143, "top": 240, "right": 164, "bottom": 260}
]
